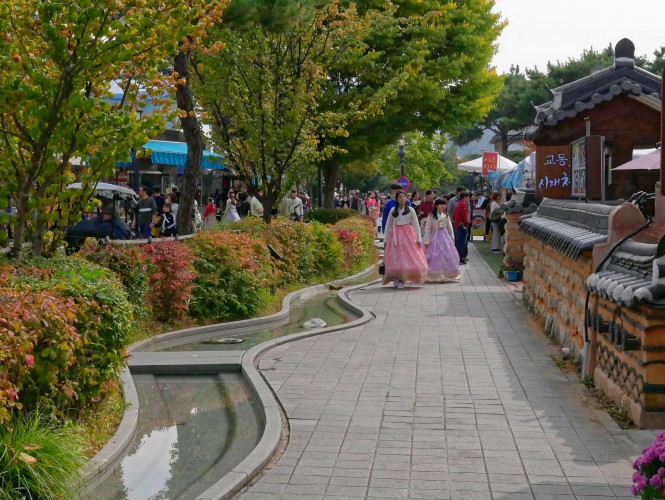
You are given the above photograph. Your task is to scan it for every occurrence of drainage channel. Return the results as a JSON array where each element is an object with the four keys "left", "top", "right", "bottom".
[
  {"left": 87, "top": 274, "right": 375, "bottom": 499},
  {"left": 155, "top": 290, "right": 356, "bottom": 352},
  {"left": 89, "top": 373, "right": 263, "bottom": 500}
]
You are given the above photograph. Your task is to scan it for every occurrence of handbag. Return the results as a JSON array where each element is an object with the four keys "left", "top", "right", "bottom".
[{"left": 378, "top": 260, "right": 385, "bottom": 275}]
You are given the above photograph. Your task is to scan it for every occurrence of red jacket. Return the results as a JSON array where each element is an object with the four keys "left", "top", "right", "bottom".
[
  {"left": 452, "top": 199, "right": 470, "bottom": 228},
  {"left": 418, "top": 200, "right": 434, "bottom": 219},
  {"left": 203, "top": 203, "right": 216, "bottom": 218}
]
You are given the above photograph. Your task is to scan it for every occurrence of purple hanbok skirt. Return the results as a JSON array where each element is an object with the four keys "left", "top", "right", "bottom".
[{"left": 424, "top": 228, "right": 461, "bottom": 282}]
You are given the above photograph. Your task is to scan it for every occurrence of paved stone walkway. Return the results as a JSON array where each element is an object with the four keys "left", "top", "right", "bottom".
[{"left": 240, "top": 245, "right": 658, "bottom": 500}]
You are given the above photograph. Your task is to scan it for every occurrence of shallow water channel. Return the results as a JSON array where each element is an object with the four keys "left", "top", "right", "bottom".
[
  {"left": 90, "top": 281, "right": 371, "bottom": 499},
  {"left": 90, "top": 373, "right": 262, "bottom": 499},
  {"left": 158, "top": 289, "right": 358, "bottom": 352}
]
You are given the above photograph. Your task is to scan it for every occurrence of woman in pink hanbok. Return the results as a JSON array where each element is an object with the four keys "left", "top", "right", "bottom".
[
  {"left": 382, "top": 191, "right": 428, "bottom": 288},
  {"left": 424, "top": 198, "right": 461, "bottom": 282}
]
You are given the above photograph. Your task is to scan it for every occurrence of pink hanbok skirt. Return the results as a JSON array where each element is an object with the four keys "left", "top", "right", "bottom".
[{"left": 382, "top": 224, "right": 428, "bottom": 285}]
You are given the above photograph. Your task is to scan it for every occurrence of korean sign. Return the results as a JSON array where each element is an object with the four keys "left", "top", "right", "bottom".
[
  {"left": 535, "top": 146, "right": 571, "bottom": 199},
  {"left": 481, "top": 151, "right": 498, "bottom": 177}
]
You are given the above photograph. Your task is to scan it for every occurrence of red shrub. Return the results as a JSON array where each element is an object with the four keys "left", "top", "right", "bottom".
[
  {"left": 0, "top": 288, "right": 81, "bottom": 425},
  {"left": 142, "top": 241, "right": 196, "bottom": 321}
]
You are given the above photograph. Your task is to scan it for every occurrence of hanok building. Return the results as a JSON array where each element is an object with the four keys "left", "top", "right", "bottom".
[
  {"left": 505, "top": 39, "right": 665, "bottom": 427},
  {"left": 528, "top": 38, "right": 661, "bottom": 202}
]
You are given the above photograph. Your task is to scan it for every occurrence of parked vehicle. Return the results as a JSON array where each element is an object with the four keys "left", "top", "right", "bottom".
[{"left": 65, "top": 182, "right": 138, "bottom": 252}]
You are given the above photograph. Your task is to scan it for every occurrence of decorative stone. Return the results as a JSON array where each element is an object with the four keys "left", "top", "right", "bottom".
[{"left": 303, "top": 318, "right": 327, "bottom": 329}]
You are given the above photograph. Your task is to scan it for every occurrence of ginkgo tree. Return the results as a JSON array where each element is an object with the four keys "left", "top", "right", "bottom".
[{"left": 0, "top": 0, "right": 225, "bottom": 257}]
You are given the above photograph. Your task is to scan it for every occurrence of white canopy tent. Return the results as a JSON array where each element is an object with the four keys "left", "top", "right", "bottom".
[{"left": 457, "top": 154, "right": 517, "bottom": 174}]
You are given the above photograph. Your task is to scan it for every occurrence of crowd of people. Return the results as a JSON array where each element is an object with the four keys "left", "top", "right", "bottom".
[{"left": 70, "top": 182, "right": 511, "bottom": 279}]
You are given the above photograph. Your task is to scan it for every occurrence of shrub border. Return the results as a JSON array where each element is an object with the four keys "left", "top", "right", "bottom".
[{"left": 83, "top": 265, "right": 378, "bottom": 496}]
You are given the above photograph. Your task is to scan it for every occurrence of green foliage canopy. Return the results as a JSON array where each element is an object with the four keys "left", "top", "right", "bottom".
[
  {"left": 0, "top": 0, "right": 225, "bottom": 256},
  {"left": 374, "top": 131, "right": 452, "bottom": 190}
]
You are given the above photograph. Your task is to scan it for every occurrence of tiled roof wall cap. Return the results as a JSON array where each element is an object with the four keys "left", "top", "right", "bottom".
[
  {"left": 519, "top": 217, "right": 607, "bottom": 259},
  {"left": 585, "top": 237, "right": 665, "bottom": 308},
  {"left": 518, "top": 200, "right": 617, "bottom": 259}
]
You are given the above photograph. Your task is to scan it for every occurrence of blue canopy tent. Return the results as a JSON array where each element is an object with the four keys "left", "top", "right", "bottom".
[{"left": 116, "top": 140, "right": 234, "bottom": 174}]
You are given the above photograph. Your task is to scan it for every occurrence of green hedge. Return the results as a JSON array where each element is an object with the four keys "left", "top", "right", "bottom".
[
  {"left": 304, "top": 208, "right": 355, "bottom": 224},
  {"left": 0, "top": 219, "right": 375, "bottom": 426},
  {"left": 186, "top": 230, "right": 272, "bottom": 320},
  {"left": 5, "top": 257, "right": 133, "bottom": 413}
]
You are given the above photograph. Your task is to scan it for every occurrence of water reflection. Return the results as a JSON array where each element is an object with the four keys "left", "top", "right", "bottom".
[
  {"left": 91, "top": 373, "right": 263, "bottom": 499},
  {"left": 159, "top": 291, "right": 360, "bottom": 352}
]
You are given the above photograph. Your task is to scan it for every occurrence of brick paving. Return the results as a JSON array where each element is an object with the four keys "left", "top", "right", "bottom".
[{"left": 239, "top": 244, "right": 658, "bottom": 500}]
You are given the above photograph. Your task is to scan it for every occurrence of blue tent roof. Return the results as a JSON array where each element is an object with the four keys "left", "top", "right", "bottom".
[{"left": 117, "top": 140, "right": 234, "bottom": 174}]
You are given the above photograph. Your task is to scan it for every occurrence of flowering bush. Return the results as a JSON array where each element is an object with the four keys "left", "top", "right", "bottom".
[
  {"left": 632, "top": 432, "right": 665, "bottom": 498},
  {"left": 332, "top": 216, "right": 376, "bottom": 271},
  {"left": 0, "top": 289, "right": 80, "bottom": 425},
  {"left": 2, "top": 256, "right": 133, "bottom": 414},
  {"left": 186, "top": 230, "right": 272, "bottom": 320},
  {"left": 142, "top": 241, "right": 196, "bottom": 321}
]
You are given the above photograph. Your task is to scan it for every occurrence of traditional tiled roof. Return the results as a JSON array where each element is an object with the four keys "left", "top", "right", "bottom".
[
  {"left": 518, "top": 199, "right": 616, "bottom": 260},
  {"left": 531, "top": 39, "right": 661, "bottom": 129}
]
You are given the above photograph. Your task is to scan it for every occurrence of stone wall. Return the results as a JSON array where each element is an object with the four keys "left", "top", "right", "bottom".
[
  {"left": 502, "top": 213, "right": 525, "bottom": 275},
  {"left": 520, "top": 228, "right": 593, "bottom": 356},
  {"left": 591, "top": 297, "right": 665, "bottom": 428},
  {"left": 507, "top": 202, "right": 665, "bottom": 427}
]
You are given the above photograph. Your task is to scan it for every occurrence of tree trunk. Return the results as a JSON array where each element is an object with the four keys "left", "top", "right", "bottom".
[
  {"left": 322, "top": 158, "right": 338, "bottom": 209},
  {"left": 174, "top": 47, "right": 203, "bottom": 235},
  {"left": 32, "top": 220, "right": 45, "bottom": 257},
  {"left": 10, "top": 179, "right": 31, "bottom": 260},
  {"left": 262, "top": 191, "right": 276, "bottom": 224},
  {"left": 500, "top": 130, "right": 510, "bottom": 157}
]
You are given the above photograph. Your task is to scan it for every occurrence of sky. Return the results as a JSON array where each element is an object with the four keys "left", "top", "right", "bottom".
[{"left": 491, "top": 0, "right": 665, "bottom": 74}]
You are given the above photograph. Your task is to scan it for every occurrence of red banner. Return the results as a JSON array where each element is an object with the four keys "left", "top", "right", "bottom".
[{"left": 482, "top": 151, "right": 498, "bottom": 176}]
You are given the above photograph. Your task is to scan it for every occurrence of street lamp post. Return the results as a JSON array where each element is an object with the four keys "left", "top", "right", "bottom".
[{"left": 397, "top": 135, "right": 406, "bottom": 178}]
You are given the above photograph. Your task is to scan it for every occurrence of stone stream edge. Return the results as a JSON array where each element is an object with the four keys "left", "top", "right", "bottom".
[{"left": 83, "top": 265, "right": 378, "bottom": 500}]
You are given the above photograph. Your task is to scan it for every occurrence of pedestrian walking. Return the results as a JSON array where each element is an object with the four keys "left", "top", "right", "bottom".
[
  {"left": 286, "top": 189, "right": 304, "bottom": 221},
  {"left": 137, "top": 186, "right": 157, "bottom": 238},
  {"left": 202, "top": 197, "right": 217, "bottom": 229},
  {"left": 382, "top": 191, "right": 428, "bottom": 288},
  {"left": 424, "top": 198, "right": 460, "bottom": 282},
  {"left": 251, "top": 189, "right": 265, "bottom": 218},
  {"left": 382, "top": 183, "right": 412, "bottom": 234},
  {"left": 447, "top": 186, "right": 465, "bottom": 219},
  {"left": 489, "top": 191, "right": 503, "bottom": 252},
  {"left": 224, "top": 191, "right": 241, "bottom": 222},
  {"left": 157, "top": 202, "right": 177, "bottom": 237},
  {"left": 452, "top": 191, "right": 470, "bottom": 264}
]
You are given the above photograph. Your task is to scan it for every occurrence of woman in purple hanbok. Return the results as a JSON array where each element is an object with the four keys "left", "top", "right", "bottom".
[{"left": 424, "top": 198, "right": 460, "bottom": 282}]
